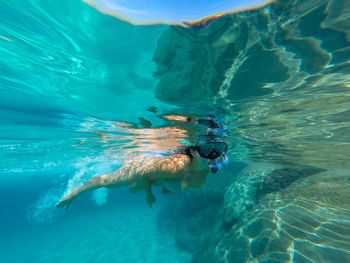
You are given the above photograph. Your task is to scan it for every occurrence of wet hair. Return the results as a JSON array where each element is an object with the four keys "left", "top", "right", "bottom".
[
  {"left": 174, "top": 146, "right": 194, "bottom": 159},
  {"left": 185, "top": 146, "right": 195, "bottom": 158}
]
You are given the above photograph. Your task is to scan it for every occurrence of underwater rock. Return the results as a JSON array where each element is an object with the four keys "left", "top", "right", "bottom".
[
  {"left": 157, "top": 188, "right": 224, "bottom": 253},
  {"left": 153, "top": 13, "right": 283, "bottom": 105},
  {"left": 160, "top": 163, "right": 344, "bottom": 261},
  {"left": 221, "top": 164, "right": 325, "bottom": 231},
  {"left": 153, "top": 0, "right": 350, "bottom": 261},
  {"left": 221, "top": 164, "right": 276, "bottom": 229},
  {"left": 152, "top": 0, "right": 334, "bottom": 105},
  {"left": 192, "top": 169, "right": 350, "bottom": 263},
  {"left": 153, "top": 0, "right": 350, "bottom": 169},
  {"left": 255, "top": 166, "right": 326, "bottom": 199},
  {"left": 157, "top": 162, "right": 244, "bottom": 253}
]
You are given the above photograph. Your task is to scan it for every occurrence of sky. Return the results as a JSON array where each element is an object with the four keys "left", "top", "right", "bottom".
[{"left": 83, "top": 0, "right": 274, "bottom": 25}]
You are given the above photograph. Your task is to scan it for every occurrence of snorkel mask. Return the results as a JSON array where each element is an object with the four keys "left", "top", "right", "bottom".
[
  {"left": 196, "top": 141, "right": 227, "bottom": 159},
  {"left": 195, "top": 141, "right": 229, "bottom": 173},
  {"left": 194, "top": 114, "right": 230, "bottom": 173}
]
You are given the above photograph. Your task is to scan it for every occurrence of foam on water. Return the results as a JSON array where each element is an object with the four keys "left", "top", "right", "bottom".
[{"left": 26, "top": 154, "right": 123, "bottom": 224}]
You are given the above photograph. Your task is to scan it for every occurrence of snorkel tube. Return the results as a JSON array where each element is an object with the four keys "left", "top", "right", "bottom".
[
  {"left": 207, "top": 115, "right": 227, "bottom": 137},
  {"left": 197, "top": 115, "right": 228, "bottom": 136},
  {"left": 208, "top": 152, "right": 229, "bottom": 174}
]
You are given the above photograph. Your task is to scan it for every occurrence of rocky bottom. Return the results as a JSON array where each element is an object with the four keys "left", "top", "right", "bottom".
[{"left": 159, "top": 164, "right": 350, "bottom": 263}]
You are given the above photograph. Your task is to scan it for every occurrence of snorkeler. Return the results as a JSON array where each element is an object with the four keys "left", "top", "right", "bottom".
[{"left": 56, "top": 115, "right": 228, "bottom": 209}]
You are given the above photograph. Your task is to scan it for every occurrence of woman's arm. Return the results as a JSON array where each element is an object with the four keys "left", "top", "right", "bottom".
[
  {"left": 143, "top": 178, "right": 156, "bottom": 208},
  {"left": 56, "top": 163, "right": 137, "bottom": 209},
  {"left": 138, "top": 154, "right": 191, "bottom": 206},
  {"left": 162, "top": 114, "right": 221, "bottom": 128},
  {"left": 56, "top": 174, "right": 108, "bottom": 209}
]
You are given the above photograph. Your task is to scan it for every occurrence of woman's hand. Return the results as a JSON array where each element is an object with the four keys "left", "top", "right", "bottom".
[
  {"left": 161, "top": 187, "right": 173, "bottom": 195},
  {"left": 56, "top": 194, "right": 74, "bottom": 210},
  {"left": 146, "top": 193, "right": 156, "bottom": 208}
]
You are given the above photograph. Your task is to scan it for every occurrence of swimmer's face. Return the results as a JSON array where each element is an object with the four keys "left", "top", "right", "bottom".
[{"left": 190, "top": 148, "right": 212, "bottom": 168}]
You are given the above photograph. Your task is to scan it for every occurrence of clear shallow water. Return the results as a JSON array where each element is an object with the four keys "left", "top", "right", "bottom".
[
  {"left": 1, "top": 0, "right": 350, "bottom": 262},
  {"left": 1, "top": 192, "right": 191, "bottom": 263}
]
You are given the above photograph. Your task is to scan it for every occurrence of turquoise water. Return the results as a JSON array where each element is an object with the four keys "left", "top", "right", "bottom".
[{"left": 1, "top": 0, "right": 350, "bottom": 262}]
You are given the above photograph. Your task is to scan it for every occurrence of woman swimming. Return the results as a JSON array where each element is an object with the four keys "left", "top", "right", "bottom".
[{"left": 56, "top": 115, "right": 228, "bottom": 209}]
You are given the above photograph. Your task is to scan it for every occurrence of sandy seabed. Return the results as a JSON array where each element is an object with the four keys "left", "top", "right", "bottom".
[{"left": 1, "top": 199, "right": 190, "bottom": 263}]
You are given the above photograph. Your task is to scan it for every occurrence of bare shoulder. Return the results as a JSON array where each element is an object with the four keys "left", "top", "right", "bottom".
[
  {"left": 159, "top": 154, "right": 191, "bottom": 169},
  {"left": 140, "top": 153, "right": 191, "bottom": 177}
]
